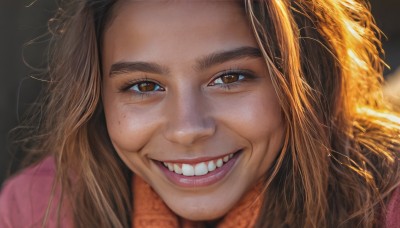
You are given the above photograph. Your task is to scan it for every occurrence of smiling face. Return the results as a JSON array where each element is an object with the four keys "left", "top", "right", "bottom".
[{"left": 101, "top": 1, "right": 285, "bottom": 221}]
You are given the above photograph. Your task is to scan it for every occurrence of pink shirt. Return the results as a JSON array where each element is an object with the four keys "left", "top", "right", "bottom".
[
  {"left": 1, "top": 158, "right": 399, "bottom": 227},
  {"left": 0, "top": 158, "right": 72, "bottom": 227}
]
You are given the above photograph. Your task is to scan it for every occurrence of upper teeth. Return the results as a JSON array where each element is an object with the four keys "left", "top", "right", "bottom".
[{"left": 162, "top": 153, "right": 234, "bottom": 176}]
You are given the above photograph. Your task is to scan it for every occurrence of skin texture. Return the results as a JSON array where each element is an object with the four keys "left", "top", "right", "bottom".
[{"left": 101, "top": 1, "right": 285, "bottom": 221}]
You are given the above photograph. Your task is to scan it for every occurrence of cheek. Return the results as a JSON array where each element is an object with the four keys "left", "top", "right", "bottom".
[
  {"left": 110, "top": 110, "right": 156, "bottom": 152},
  {"left": 102, "top": 93, "right": 162, "bottom": 153},
  {"left": 214, "top": 89, "right": 284, "bottom": 144},
  {"left": 229, "top": 90, "right": 285, "bottom": 176}
]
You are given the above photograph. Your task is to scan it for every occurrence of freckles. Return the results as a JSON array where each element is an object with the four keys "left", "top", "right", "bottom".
[
  {"left": 107, "top": 106, "right": 163, "bottom": 153},
  {"left": 105, "top": 107, "right": 134, "bottom": 151},
  {"left": 115, "top": 115, "right": 125, "bottom": 134}
]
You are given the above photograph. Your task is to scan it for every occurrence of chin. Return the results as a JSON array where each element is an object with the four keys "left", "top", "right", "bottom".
[
  {"left": 172, "top": 205, "right": 229, "bottom": 221},
  {"left": 160, "top": 192, "right": 241, "bottom": 221}
]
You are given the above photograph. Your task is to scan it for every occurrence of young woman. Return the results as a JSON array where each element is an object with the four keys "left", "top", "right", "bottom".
[{"left": 1, "top": 0, "right": 399, "bottom": 227}]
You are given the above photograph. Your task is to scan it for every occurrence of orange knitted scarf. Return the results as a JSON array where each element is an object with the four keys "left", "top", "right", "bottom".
[{"left": 132, "top": 176, "right": 264, "bottom": 228}]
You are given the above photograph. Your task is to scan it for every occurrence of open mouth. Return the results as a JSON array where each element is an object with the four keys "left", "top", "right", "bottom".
[{"left": 160, "top": 150, "right": 241, "bottom": 177}]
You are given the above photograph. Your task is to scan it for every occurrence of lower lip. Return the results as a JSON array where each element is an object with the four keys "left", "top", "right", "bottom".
[{"left": 156, "top": 151, "right": 241, "bottom": 188}]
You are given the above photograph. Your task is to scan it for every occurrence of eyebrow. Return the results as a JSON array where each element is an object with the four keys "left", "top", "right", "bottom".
[
  {"left": 109, "top": 46, "right": 262, "bottom": 77},
  {"left": 195, "top": 46, "right": 262, "bottom": 71},
  {"left": 109, "top": 61, "right": 169, "bottom": 77}
]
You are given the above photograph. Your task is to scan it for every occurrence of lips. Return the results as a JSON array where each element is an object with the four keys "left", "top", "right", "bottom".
[
  {"left": 155, "top": 150, "right": 242, "bottom": 187},
  {"left": 162, "top": 153, "right": 235, "bottom": 176}
]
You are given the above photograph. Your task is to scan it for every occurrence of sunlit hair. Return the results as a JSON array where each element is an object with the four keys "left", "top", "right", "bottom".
[
  {"left": 245, "top": 0, "right": 400, "bottom": 227},
  {"left": 11, "top": 0, "right": 400, "bottom": 227}
]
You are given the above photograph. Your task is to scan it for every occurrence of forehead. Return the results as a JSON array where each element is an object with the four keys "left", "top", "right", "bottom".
[
  {"left": 102, "top": 1, "right": 257, "bottom": 70},
  {"left": 108, "top": 0, "right": 245, "bottom": 25}
]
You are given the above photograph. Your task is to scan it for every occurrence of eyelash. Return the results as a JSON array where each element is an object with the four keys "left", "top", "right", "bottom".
[
  {"left": 119, "top": 77, "right": 164, "bottom": 98},
  {"left": 209, "top": 69, "right": 255, "bottom": 90},
  {"left": 119, "top": 70, "right": 255, "bottom": 96}
]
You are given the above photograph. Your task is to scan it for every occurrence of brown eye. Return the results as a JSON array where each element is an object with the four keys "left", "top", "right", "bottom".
[
  {"left": 130, "top": 81, "right": 164, "bottom": 93},
  {"left": 212, "top": 73, "right": 245, "bottom": 85},
  {"left": 221, "top": 74, "right": 239, "bottom": 84},
  {"left": 138, "top": 82, "right": 156, "bottom": 92}
]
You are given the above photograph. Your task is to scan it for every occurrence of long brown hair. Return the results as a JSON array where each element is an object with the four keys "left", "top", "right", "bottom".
[
  {"left": 12, "top": 0, "right": 400, "bottom": 227},
  {"left": 245, "top": 0, "right": 400, "bottom": 227}
]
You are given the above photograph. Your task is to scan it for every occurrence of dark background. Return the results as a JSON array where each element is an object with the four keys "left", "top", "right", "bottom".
[{"left": 1, "top": 0, "right": 400, "bottom": 186}]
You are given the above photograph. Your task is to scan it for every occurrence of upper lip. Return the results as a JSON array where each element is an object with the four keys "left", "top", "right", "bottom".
[{"left": 154, "top": 149, "right": 241, "bottom": 164}]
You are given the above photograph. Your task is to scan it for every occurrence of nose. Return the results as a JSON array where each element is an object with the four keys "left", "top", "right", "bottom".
[{"left": 163, "top": 91, "right": 215, "bottom": 146}]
